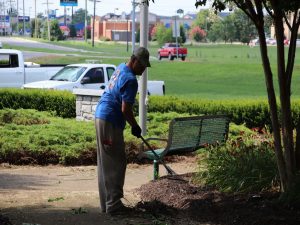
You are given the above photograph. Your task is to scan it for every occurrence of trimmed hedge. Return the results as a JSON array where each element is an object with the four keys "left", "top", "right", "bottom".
[
  {"left": 0, "top": 88, "right": 75, "bottom": 118},
  {"left": 148, "top": 96, "right": 300, "bottom": 129},
  {"left": 1, "top": 89, "right": 300, "bottom": 128}
]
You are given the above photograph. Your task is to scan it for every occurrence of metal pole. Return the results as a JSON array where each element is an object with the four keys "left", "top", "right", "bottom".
[
  {"left": 126, "top": 19, "right": 129, "bottom": 52},
  {"left": 46, "top": 0, "right": 50, "bottom": 41},
  {"left": 22, "top": 0, "right": 24, "bottom": 35},
  {"left": 34, "top": 0, "right": 37, "bottom": 38},
  {"left": 139, "top": 0, "right": 149, "bottom": 135},
  {"left": 64, "top": 6, "right": 66, "bottom": 26},
  {"left": 85, "top": 0, "right": 87, "bottom": 42},
  {"left": 92, "top": 0, "right": 95, "bottom": 47},
  {"left": 175, "top": 16, "right": 178, "bottom": 59},
  {"left": 16, "top": 0, "right": 19, "bottom": 35},
  {"left": 131, "top": 0, "right": 137, "bottom": 52}
]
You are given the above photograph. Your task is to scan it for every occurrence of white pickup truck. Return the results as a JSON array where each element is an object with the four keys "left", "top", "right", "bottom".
[
  {"left": 0, "top": 49, "right": 66, "bottom": 87},
  {"left": 22, "top": 63, "right": 165, "bottom": 95}
]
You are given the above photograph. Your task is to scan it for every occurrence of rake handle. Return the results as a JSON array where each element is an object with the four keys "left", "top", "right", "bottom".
[{"left": 140, "top": 136, "right": 176, "bottom": 176}]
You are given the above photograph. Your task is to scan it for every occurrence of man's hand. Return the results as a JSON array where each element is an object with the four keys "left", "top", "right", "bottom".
[{"left": 131, "top": 125, "right": 142, "bottom": 138}]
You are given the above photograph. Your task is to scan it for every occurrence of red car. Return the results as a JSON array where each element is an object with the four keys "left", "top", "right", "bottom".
[{"left": 157, "top": 43, "right": 188, "bottom": 61}]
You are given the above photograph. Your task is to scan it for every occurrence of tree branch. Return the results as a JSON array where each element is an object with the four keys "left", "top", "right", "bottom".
[
  {"left": 286, "top": 9, "right": 300, "bottom": 88},
  {"left": 233, "top": 0, "right": 256, "bottom": 24},
  {"left": 283, "top": 14, "right": 292, "bottom": 31},
  {"left": 262, "top": 0, "right": 274, "bottom": 18}
]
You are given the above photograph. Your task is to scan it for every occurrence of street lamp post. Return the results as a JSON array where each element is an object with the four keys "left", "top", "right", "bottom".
[
  {"left": 85, "top": 0, "right": 87, "bottom": 42},
  {"left": 22, "top": 0, "right": 25, "bottom": 35},
  {"left": 90, "top": 0, "right": 101, "bottom": 47},
  {"left": 175, "top": 9, "right": 184, "bottom": 59},
  {"left": 113, "top": 8, "right": 118, "bottom": 41},
  {"left": 46, "top": 0, "right": 50, "bottom": 41},
  {"left": 34, "top": 0, "right": 37, "bottom": 38}
]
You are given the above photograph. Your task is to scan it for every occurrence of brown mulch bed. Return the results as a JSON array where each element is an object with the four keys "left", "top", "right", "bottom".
[{"left": 136, "top": 173, "right": 300, "bottom": 225}]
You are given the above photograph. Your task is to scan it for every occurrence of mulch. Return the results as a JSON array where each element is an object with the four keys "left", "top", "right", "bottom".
[{"left": 135, "top": 173, "right": 300, "bottom": 225}]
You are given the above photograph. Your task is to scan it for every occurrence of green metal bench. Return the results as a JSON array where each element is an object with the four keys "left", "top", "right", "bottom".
[{"left": 138, "top": 115, "right": 230, "bottom": 179}]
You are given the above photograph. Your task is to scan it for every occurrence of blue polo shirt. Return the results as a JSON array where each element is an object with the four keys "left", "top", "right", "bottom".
[{"left": 95, "top": 63, "right": 138, "bottom": 129}]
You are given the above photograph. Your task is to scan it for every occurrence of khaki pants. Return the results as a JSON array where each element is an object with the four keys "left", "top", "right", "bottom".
[{"left": 95, "top": 119, "right": 126, "bottom": 213}]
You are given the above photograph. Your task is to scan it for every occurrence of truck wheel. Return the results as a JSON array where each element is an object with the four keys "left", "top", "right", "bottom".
[
  {"left": 181, "top": 56, "right": 186, "bottom": 61},
  {"left": 157, "top": 53, "right": 162, "bottom": 60},
  {"left": 168, "top": 54, "right": 174, "bottom": 61}
]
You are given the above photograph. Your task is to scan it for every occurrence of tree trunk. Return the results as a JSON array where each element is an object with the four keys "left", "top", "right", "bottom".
[
  {"left": 257, "top": 27, "right": 288, "bottom": 191},
  {"left": 296, "top": 124, "right": 300, "bottom": 170},
  {"left": 274, "top": 16, "right": 295, "bottom": 190}
]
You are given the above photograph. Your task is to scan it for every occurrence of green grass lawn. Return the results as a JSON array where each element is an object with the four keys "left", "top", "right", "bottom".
[{"left": 7, "top": 39, "right": 300, "bottom": 100}]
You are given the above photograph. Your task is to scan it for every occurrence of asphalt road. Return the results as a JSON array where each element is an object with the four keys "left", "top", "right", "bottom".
[{"left": 0, "top": 36, "right": 81, "bottom": 60}]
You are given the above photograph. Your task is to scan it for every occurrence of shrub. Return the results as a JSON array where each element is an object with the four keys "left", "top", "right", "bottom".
[
  {"left": 2, "top": 90, "right": 300, "bottom": 129},
  {"left": 0, "top": 89, "right": 75, "bottom": 118},
  {"left": 189, "top": 26, "right": 206, "bottom": 42},
  {"left": 195, "top": 127, "right": 279, "bottom": 193}
]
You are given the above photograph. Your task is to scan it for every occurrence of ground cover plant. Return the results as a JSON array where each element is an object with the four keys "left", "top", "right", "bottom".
[
  {"left": 0, "top": 109, "right": 191, "bottom": 165},
  {"left": 195, "top": 124, "right": 279, "bottom": 193}
]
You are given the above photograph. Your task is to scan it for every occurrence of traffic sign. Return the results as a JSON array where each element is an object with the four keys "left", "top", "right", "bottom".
[{"left": 60, "top": 0, "right": 78, "bottom": 6}]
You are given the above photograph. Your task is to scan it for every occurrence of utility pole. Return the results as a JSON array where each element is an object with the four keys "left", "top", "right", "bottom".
[
  {"left": 16, "top": 0, "right": 19, "bottom": 35},
  {"left": 46, "top": 0, "right": 50, "bottom": 41},
  {"left": 22, "top": 0, "right": 24, "bottom": 35},
  {"left": 34, "top": 0, "right": 37, "bottom": 38},
  {"left": 139, "top": 0, "right": 149, "bottom": 135},
  {"left": 131, "top": 0, "right": 138, "bottom": 52},
  {"left": 92, "top": 0, "right": 96, "bottom": 47},
  {"left": 42, "top": 0, "right": 52, "bottom": 41},
  {"left": 174, "top": 15, "right": 178, "bottom": 59},
  {"left": 64, "top": 6, "right": 66, "bottom": 26},
  {"left": 84, "top": 0, "right": 87, "bottom": 42}
]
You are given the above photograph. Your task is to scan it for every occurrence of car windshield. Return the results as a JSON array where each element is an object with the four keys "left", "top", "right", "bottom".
[
  {"left": 50, "top": 66, "right": 87, "bottom": 82},
  {"left": 168, "top": 44, "right": 180, "bottom": 47}
]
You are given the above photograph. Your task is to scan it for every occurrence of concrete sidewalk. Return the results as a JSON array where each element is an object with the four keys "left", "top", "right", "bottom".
[{"left": 0, "top": 159, "right": 197, "bottom": 225}]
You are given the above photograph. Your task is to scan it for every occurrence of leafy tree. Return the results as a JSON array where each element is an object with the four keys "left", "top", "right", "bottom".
[
  {"left": 31, "top": 18, "right": 42, "bottom": 38},
  {"left": 189, "top": 26, "right": 206, "bottom": 42},
  {"left": 50, "top": 20, "right": 63, "bottom": 41},
  {"left": 154, "top": 23, "right": 172, "bottom": 46},
  {"left": 136, "top": 28, "right": 140, "bottom": 43},
  {"left": 193, "top": 9, "right": 213, "bottom": 31},
  {"left": 43, "top": 20, "right": 63, "bottom": 41},
  {"left": 72, "top": 8, "right": 90, "bottom": 24},
  {"left": 150, "top": 25, "right": 157, "bottom": 41},
  {"left": 232, "top": 9, "right": 257, "bottom": 43},
  {"left": 207, "top": 20, "right": 224, "bottom": 42},
  {"left": 222, "top": 14, "right": 236, "bottom": 43},
  {"left": 180, "top": 25, "right": 186, "bottom": 43},
  {"left": 195, "top": 0, "right": 300, "bottom": 198},
  {"left": 69, "top": 23, "right": 77, "bottom": 38}
]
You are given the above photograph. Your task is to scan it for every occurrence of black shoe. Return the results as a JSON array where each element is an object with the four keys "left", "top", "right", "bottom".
[{"left": 108, "top": 204, "right": 134, "bottom": 216}]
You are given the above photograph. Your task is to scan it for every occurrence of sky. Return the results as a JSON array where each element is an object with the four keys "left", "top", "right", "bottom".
[{"left": 12, "top": 0, "right": 208, "bottom": 18}]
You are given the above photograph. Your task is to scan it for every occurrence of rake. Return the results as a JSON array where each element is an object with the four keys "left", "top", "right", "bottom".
[{"left": 140, "top": 136, "right": 177, "bottom": 177}]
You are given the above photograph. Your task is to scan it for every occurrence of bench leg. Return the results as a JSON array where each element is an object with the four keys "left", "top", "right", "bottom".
[{"left": 153, "top": 159, "right": 159, "bottom": 180}]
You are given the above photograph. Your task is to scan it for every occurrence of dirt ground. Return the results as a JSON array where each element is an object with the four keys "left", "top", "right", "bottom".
[{"left": 1, "top": 155, "right": 300, "bottom": 225}]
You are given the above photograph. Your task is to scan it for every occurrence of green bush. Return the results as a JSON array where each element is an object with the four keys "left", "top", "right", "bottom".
[
  {"left": 0, "top": 89, "right": 75, "bottom": 118},
  {"left": 195, "top": 129, "right": 279, "bottom": 193},
  {"left": 2, "top": 89, "right": 300, "bottom": 129},
  {"left": 148, "top": 96, "right": 300, "bottom": 129}
]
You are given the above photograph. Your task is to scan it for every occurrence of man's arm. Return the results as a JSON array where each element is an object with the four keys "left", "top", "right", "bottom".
[{"left": 122, "top": 101, "right": 138, "bottom": 127}]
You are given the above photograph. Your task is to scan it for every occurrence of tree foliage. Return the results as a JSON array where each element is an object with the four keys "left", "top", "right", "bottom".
[
  {"left": 43, "top": 20, "right": 64, "bottom": 41},
  {"left": 152, "top": 23, "right": 172, "bottom": 46},
  {"left": 189, "top": 26, "right": 206, "bottom": 42},
  {"left": 72, "top": 8, "right": 90, "bottom": 24},
  {"left": 69, "top": 23, "right": 77, "bottom": 38}
]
